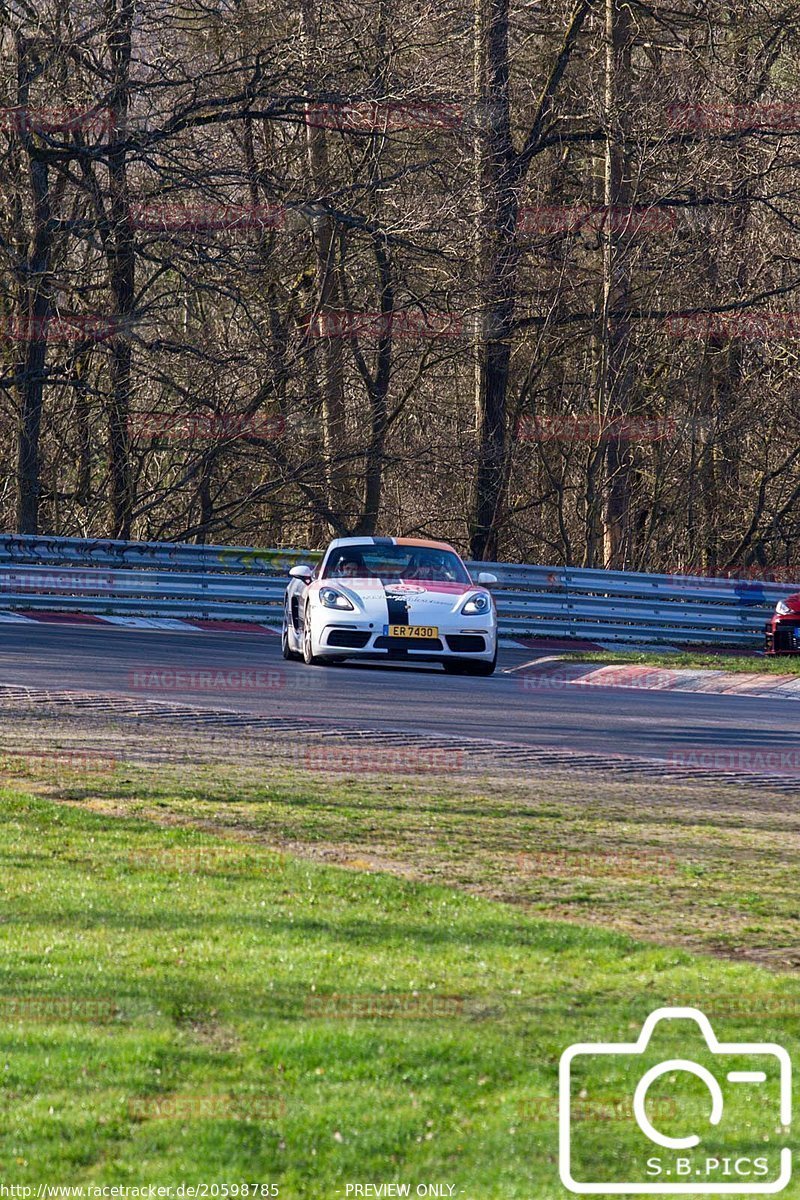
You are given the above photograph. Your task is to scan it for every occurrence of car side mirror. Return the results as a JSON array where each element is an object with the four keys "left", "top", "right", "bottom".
[
  {"left": 289, "top": 564, "right": 314, "bottom": 584},
  {"left": 477, "top": 571, "right": 497, "bottom": 585}
]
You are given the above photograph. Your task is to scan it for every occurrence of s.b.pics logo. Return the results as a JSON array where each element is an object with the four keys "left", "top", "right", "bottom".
[{"left": 559, "top": 1007, "right": 791, "bottom": 1194}]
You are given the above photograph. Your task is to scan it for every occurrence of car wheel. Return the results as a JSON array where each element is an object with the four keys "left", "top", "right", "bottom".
[
  {"left": 302, "top": 606, "right": 331, "bottom": 666},
  {"left": 445, "top": 648, "right": 497, "bottom": 676},
  {"left": 282, "top": 615, "right": 301, "bottom": 661},
  {"left": 463, "top": 658, "right": 497, "bottom": 676},
  {"left": 466, "top": 646, "right": 498, "bottom": 676}
]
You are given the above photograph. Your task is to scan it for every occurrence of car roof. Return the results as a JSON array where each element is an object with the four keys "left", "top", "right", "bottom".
[{"left": 326, "top": 536, "right": 459, "bottom": 554}]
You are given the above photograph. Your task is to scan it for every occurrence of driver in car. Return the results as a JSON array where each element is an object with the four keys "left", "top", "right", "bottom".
[
  {"left": 404, "top": 551, "right": 456, "bottom": 582},
  {"left": 331, "top": 550, "right": 366, "bottom": 578}
]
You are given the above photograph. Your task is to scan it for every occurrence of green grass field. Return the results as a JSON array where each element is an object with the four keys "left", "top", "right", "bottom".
[
  {"left": 30, "top": 754, "right": 800, "bottom": 956},
  {"left": 560, "top": 648, "right": 800, "bottom": 674},
  {"left": 1, "top": 749, "right": 799, "bottom": 1196}
]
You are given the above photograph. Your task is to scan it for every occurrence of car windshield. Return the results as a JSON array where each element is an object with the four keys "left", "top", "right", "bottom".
[{"left": 323, "top": 544, "right": 470, "bottom": 584}]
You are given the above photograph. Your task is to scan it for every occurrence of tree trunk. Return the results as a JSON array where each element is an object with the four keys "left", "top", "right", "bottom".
[
  {"left": 469, "top": 0, "right": 517, "bottom": 561},
  {"left": 299, "top": 0, "right": 348, "bottom": 529},
  {"left": 14, "top": 35, "right": 54, "bottom": 535},
  {"left": 470, "top": 0, "right": 593, "bottom": 560},
  {"left": 104, "top": 0, "right": 135, "bottom": 538},
  {"left": 74, "top": 356, "right": 92, "bottom": 510},
  {"left": 696, "top": 3, "right": 749, "bottom": 571},
  {"left": 600, "top": 0, "right": 634, "bottom": 568},
  {"left": 354, "top": 235, "right": 393, "bottom": 535}
]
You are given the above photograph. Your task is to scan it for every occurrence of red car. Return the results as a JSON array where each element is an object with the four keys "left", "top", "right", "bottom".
[{"left": 765, "top": 593, "right": 800, "bottom": 655}]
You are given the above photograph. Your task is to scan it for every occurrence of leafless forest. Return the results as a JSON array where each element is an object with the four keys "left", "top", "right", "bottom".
[{"left": 1, "top": 0, "right": 799, "bottom": 569}]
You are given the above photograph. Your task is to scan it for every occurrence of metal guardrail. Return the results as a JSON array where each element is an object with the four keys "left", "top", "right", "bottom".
[{"left": 0, "top": 533, "right": 797, "bottom": 647}]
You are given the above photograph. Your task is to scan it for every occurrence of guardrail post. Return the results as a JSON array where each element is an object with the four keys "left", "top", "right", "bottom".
[{"left": 564, "top": 568, "right": 574, "bottom": 641}]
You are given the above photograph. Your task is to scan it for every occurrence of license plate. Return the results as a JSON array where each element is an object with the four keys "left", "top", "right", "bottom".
[{"left": 383, "top": 624, "right": 439, "bottom": 639}]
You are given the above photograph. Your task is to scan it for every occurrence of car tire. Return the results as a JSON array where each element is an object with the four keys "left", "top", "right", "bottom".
[
  {"left": 282, "top": 617, "right": 301, "bottom": 661},
  {"left": 464, "top": 657, "right": 497, "bottom": 676},
  {"left": 443, "top": 660, "right": 467, "bottom": 675},
  {"left": 302, "top": 606, "right": 332, "bottom": 666},
  {"left": 445, "top": 649, "right": 497, "bottom": 677}
]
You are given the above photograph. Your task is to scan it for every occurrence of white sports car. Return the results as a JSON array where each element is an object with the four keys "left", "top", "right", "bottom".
[{"left": 281, "top": 536, "right": 498, "bottom": 675}]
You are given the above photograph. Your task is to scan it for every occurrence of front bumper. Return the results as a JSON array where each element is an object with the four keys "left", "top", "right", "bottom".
[
  {"left": 317, "top": 621, "right": 496, "bottom": 661},
  {"left": 765, "top": 615, "right": 800, "bottom": 655}
]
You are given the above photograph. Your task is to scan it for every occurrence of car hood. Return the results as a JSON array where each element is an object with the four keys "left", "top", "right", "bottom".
[
  {"left": 317, "top": 577, "right": 487, "bottom": 620},
  {"left": 777, "top": 592, "right": 800, "bottom": 615}
]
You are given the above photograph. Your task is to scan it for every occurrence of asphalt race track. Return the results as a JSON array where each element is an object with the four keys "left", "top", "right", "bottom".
[{"left": 0, "top": 623, "right": 798, "bottom": 783}]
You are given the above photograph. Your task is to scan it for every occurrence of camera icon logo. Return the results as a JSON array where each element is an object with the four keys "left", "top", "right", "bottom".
[{"left": 559, "top": 1006, "right": 791, "bottom": 1194}]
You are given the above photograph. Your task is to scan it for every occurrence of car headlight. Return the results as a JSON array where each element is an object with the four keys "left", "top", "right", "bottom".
[
  {"left": 319, "top": 587, "right": 354, "bottom": 611},
  {"left": 461, "top": 592, "right": 491, "bottom": 616},
  {"left": 776, "top": 600, "right": 791, "bottom": 615}
]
